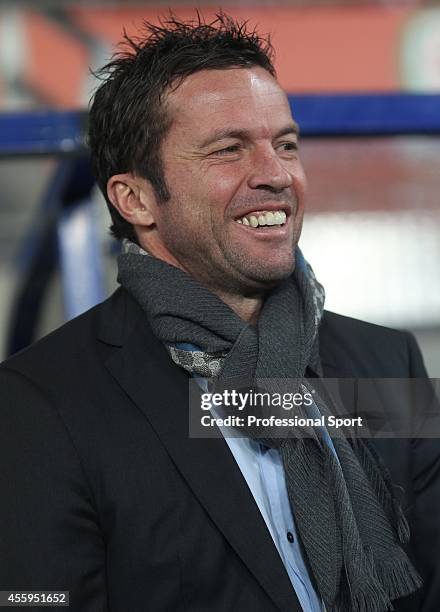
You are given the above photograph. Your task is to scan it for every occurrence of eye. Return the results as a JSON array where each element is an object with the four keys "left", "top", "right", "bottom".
[
  {"left": 278, "top": 141, "right": 298, "bottom": 152},
  {"left": 213, "top": 144, "right": 241, "bottom": 155}
]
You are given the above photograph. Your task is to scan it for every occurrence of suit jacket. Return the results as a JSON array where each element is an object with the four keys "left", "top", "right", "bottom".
[{"left": 0, "top": 287, "right": 439, "bottom": 611}]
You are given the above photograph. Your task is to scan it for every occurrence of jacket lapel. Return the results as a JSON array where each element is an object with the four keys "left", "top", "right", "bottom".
[{"left": 98, "top": 289, "right": 302, "bottom": 612}]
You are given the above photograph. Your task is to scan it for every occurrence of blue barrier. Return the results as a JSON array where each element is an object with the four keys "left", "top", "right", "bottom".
[
  {"left": 0, "top": 110, "right": 87, "bottom": 156},
  {"left": 290, "top": 93, "right": 440, "bottom": 136},
  {"left": 1, "top": 94, "right": 440, "bottom": 157}
]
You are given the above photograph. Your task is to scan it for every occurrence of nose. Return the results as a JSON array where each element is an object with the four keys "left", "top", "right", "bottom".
[{"left": 247, "top": 146, "right": 293, "bottom": 192}]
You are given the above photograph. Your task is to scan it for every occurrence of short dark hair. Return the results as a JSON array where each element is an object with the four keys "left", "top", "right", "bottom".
[{"left": 88, "top": 12, "right": 276, "bottom": 241}]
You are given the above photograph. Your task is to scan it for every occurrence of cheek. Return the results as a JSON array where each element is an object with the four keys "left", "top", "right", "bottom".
[
  {"left": 208, "top": 170, "right": 239, "bottom": 193},
  {"left": 203, "top": 166, "right": 246, "bottom": 216},
  {"left": 289, "top": 166, "right": 307, "bottom": 228}
]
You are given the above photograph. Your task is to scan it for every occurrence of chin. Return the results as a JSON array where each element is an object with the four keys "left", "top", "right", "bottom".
[
  {"left": 261, "top": 253, "right": 296, "bottom": 278},
  {"left": 224, "top": 248, "right": 296, "bottom": 290},
  {"left": 242, "top": 260, "right": 296, "bottom": 287}
]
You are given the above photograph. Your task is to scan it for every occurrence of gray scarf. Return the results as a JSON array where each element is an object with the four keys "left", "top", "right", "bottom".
[{"left": 118, "top": 241, "right": 422, "bottom": 611}]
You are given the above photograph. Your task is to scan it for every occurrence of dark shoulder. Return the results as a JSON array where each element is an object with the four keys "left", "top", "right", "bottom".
[
  {"left": 0, "top": 287, "right": 140, "bottom": 398},
  {"left": 2, "top": 286, "right": 134, "bottom": 370},
  {"left": 321, "top": 310, "right": 408, "bottom": 346},
  {"left": 0, "top": 289, "right": 124, "bottom": 391},
  {"left": 319, "top": 310, "right": 424, "bottom": 377}
]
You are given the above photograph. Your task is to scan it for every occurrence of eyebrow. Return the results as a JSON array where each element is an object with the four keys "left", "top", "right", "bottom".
[{"left": 198, "top": 123, "right": 300, "bottom": 149}]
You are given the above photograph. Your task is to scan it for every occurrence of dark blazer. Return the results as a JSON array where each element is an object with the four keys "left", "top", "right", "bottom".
[{"left": 0, "top": 287, "right": 438, "bottom": 611}]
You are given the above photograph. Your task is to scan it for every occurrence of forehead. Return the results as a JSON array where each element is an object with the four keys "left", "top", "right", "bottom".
[{"left": 165, "top": 67, "right": 295, "bottom": 141}]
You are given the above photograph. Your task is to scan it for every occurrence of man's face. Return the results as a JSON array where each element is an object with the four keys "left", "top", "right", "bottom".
[{"left": 148, "top": 66, "right": 307, "bottom": 295}]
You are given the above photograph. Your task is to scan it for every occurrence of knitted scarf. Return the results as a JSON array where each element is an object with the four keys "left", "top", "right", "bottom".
[{"left": 118, "top": 240, "right": 422, "bottom": 611}]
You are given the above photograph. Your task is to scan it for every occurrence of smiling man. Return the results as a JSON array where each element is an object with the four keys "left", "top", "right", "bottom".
[
  {"left": 129, "top": 67, "right": 303, "bottom": 293},
  {"left": 1, "top": 13, "right": 439, "bottom": 612}
]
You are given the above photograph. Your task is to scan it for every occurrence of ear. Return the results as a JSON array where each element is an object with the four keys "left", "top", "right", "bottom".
[{"left": 106, "top": 173, "right": 157, "bottom": 227}]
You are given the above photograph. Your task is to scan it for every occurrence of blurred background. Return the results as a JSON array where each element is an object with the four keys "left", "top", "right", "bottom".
[{"left": 0, "top": 0, "right": 439, "bottom": 374}]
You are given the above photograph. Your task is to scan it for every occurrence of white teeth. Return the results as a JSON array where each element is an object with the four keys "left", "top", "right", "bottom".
[
  {"left": 265, "top": 212, "right": 275, "bottom": 226},
  {"left": 236, "top": 210, "right": 287, "bottom": 228}
]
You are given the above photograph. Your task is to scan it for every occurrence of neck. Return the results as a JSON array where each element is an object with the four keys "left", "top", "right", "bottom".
[{"left": 209, "top": 290, "right": 263, "bottom": 324}]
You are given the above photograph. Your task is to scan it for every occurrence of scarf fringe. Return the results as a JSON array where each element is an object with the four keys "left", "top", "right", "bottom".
[
  {"left": 392, "top": 498, "right": 411, "bottom": 544},
  {"left": 344, "top": 551, "right": 393, "bottom": 612},
  {"left": 353, "top": 438, "right": 411, "bottom": 544},
  {"left": 375, "top": 553, "right": 423, "bottom": 602},
  {"left": 335, "top": 545, "right": 422, "bottom": 612},
  {"left": 335, "top": 573, "right": 392, "bottom": 612},
  {"left": 349, "top": 581, "right": 393, "bottom": 612}
]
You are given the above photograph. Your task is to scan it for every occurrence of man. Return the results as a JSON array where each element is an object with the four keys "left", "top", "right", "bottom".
[{"left": 0, "top": 14, "right": 438, "bottom": 612}]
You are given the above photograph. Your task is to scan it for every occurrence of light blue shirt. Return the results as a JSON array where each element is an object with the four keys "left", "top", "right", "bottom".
[{"left": 221, "top": 429, "right": 324, "bottom": 612}]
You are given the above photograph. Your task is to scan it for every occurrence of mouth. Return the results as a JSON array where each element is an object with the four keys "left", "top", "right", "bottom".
[{"left": 235, "top": 209, "right": 288, "bottom": 229}]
